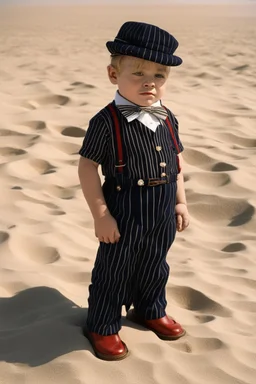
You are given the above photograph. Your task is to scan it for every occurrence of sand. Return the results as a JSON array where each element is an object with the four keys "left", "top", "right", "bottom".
[{"left": 0, "top": 4, "right": 255, "bottom": 384}]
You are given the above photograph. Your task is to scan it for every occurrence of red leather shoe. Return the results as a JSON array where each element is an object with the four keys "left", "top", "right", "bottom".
[
  {"left": 127, "top": 309, "right": 186, "bottom": 340},
  {"left": 85, "top": 331, "right": 129, "bottom": 361}
]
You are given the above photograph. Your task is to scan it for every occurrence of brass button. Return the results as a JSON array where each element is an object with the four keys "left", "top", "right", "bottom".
[
  {"left": 116, "top": 185, "right": 121, "bottom": 191},
  {"left": 161, "top": 173, "right": 166, "bottom": 177},
  {"left": 156, "top": 146, "right": 162, "bottom": 151},
  {"left": 160, "top": 162, "right": 166, "bottom": 167},
  {"left": 137, "top": 179, "right": 144, "bottom": 186}
]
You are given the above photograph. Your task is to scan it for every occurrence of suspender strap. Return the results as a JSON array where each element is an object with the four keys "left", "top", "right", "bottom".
[
  {"left": 163, "top": 107, "right": 181, "bottom": 173},
  {"left": 107, "top": 102, "right": 125, "bottom": 174},
  {"left": 162, "top": 107, "right": 181, "bottom": 154},
  {"left": 107, "top": 102, "right": 181, "bottom": 175}
]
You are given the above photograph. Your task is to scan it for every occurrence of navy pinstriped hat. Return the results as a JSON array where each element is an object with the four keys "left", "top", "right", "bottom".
[{"left": 106, "top": 21, "right": 182, "bottom": 67}]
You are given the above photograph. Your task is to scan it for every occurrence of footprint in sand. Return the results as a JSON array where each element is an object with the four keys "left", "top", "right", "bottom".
[
  {"left": 233, "top": 104, "right": 252, "bottom": 112},
  {"left": 37, "top": 94, "right": 70, "bottom": 106},
  {"left": 195, "top": 71, "right": 221, "bottom": 81},
  {"left": 0, "top": 231, "right": 9, "bottom": 244},
  {"left": 65, "top": 81, "right": 96, "bottom": 92},
  {"left": 18, "top": 62, "right": 35, "bottom": 69},
  {"left": 170, "top": 337, "right": 224, "bottom": 354},
  {"left": 6, "top": 158, "right": 56, "bottom": 179},
  {"left": 0, "top": 129, "right": 25, "bottom": 137},
  {"left": 61, "top": 126, "right": 86, "bottom": 138},
  {"left": 21, "top": 120, "right": 47, "bottom": 131},
  {"left": 51, "top": 125, "right": 85, "bottom": 138},
  {"left": 24, "top": 80, "right": 42, "bottom": 86},
  {"left": 21, "top": 95, "right": 71, "bottom": 110},
  {"left": 229, "top": 205, "right": 255, "bottom": 227},
  {"left": 45, "top": 185, "right": 75, "bottom": 200},
  {"left": 28, "top": 158, "right": 56, "bottom": 175},
  {"left": 188, "top": 193, "right": 254, "bottom": 226},
  {"left": 49, "top": 210, "right": 66, "bottom": 216},
  {"left": 222, "top": 242, "right": 247, "bottom": 252},
  {"left": 71, "top": 81, "right": 95, "bottom": 88},
  {"left": 226, "top": 52, "right": 244, "bottom": 57},
  {"left": 167, "top": 285, "right": 232, "bottom": 316},
  {"left": 195, "top": 314, "right": 216, "bottom": 324},
  {"left": 182, "top": 149, "right": 237, "bottom": 172},
  {"left": 9, "top": 234, "right": 60, "bottom": 264},
  {"left": 0, "top": 129, "right": 40, "bottom": 149},
  {"left": 211, "top": 162, "right": 237, "bottom": 172},
  {"left": 232, "top": 64, "right": 249, "bottom": 72},
  {"left": 0, "top": 147, "right": 26, "bottom": 156}
]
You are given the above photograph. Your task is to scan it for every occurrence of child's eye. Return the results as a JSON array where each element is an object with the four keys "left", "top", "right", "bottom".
[
  {"left": 133, "top": 72, "right": 143, "bottom": 76},
  {"left": 155, "top": 73, "right": 165, "bottom": 78}
]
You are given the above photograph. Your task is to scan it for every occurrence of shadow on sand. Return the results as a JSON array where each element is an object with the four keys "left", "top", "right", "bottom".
[{"left": 0, "top": 286, "right": 89, "bottom": 366}]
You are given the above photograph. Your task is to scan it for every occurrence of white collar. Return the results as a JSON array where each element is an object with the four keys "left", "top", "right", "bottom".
[{"left": 114, "top": 91, "right": 162, "bottom": 132}]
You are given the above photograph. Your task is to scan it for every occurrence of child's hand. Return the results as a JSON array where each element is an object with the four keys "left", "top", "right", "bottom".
[
  {"left": 94, "top": 213, "right": 121, "bottom": 244},
  {"left": 175, "top": 203, "right": 190, "bottom": 232}
]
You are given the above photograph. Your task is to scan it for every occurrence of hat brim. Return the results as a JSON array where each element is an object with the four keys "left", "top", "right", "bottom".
[{"left": 106, "top": 41, "right": 182, "bottom": 67}]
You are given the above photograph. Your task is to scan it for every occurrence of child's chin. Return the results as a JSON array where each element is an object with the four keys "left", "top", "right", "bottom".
[{"left": 138, "top": 96, "right": 157, "bottom": 106}]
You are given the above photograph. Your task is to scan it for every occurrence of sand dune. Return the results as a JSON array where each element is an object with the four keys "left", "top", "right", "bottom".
[{"left": 0, "top": 4, "right": 255, "bottom": 384}]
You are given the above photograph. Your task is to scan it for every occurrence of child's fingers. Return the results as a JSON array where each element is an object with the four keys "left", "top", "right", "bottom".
[
  {"left": 114, "top": 229, "right": 121, "bottom": 243},
  {"left": 176, "top": 214, "right": 183, "bottom": 232},
  {"left": 182, "top": 216, "right": 190, "bottom": 230},
  {"left": 107, "top": 230, "right": 120, "bottom": 244}
]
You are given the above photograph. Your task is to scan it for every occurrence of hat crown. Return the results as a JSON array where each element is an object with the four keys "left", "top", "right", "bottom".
[
  {"left": 115, "top": 21, "right": 178, "bottom": 55},
  {"left": 106, "top": 21, "right": 182, "bottom": 66}
]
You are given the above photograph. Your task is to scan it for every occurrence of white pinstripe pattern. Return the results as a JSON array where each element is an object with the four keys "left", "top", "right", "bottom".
[
  {"left": 79, "top": 103, "right": 183, "bottom": 180},
  {"left": 106, "top": 22, "right": 182, "bottom": 66},
  {"left": 86, "top": 181, "right": 177, "bottom": 335},
  {"left": 80, "top": 103, "right": 183, "bottom": 335}
]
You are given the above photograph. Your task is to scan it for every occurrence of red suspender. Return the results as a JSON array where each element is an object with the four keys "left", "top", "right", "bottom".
[
  {"left": 163, "top": 107, "right": 181, "bottom": 173},
  {"left": 108, "top": 102, "right": 181, "bottom": 174},
  {"left": 107, "top": 103, "right": 125, "bottom": 173}
]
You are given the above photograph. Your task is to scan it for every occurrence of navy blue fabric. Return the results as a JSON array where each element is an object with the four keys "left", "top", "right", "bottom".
[
  {"left": 86, "top": 181, "right": 177, "bottom": 335},
  {"left": 106, "top": 21, "right": 182, "bottom": 66},
  {"left": 79, "top": 102, "right": 183, "bottom": 179},
  {"left": 80, "top": 104, "right": 183, "bottom": 335}
]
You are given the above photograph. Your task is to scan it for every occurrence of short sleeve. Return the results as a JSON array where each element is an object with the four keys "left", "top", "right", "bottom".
[{"left": 79, "top": 114, "right": 110, "bottom": 164}]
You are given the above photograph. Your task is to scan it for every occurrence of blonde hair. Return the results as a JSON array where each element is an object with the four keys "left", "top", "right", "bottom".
[
  {"left": 110, "top": 55, "right": 170, "bottom": 75},
  {"left": 110, "top": 55, "right": 125, "bottom": 73}
]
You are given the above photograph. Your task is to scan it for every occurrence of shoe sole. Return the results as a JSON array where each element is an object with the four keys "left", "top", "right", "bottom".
[
  {"left": 83, "top": 329, "right": 129, "bottom": 361},
  {"left": 126, "top": 309, "right": 186, "bottom": 340}
]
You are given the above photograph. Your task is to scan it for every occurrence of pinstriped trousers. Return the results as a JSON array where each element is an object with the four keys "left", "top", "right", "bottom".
[{"left": 86, "top": 180, "right": 177, "bottom": 335}]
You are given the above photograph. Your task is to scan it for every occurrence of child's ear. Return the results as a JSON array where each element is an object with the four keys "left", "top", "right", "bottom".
[{"left": 107, "top": 65, "right": 118, "bottom": 84}]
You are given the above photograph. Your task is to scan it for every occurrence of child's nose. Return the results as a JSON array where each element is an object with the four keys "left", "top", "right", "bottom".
[{"left": 143, "top": 77, "right": 155, "bottom": 87}]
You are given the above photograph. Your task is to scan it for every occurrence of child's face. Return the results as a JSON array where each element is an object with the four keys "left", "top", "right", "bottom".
[{"left": 107, "top": 56, "right": 169, "bottom": 106}]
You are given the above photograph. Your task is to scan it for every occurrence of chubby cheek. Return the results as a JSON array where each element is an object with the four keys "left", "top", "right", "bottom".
[
  {"left": 157, "top": 83, "right": 166, "bottom": 96},
  {"left": 120, "top": 80, "right": 139, "bottom": 94}
]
